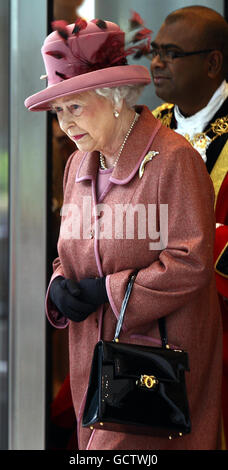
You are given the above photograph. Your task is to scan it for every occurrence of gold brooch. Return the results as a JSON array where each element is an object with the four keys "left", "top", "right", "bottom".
[{"left": 139, "top": 151, "right": 159, "bottom": 179}]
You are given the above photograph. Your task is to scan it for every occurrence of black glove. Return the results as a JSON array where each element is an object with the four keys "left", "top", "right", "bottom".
[
  {"left": 77, "top": 277, "right": 108, "bottom": 306},
  {"left": 49, "top": 276, "right": 96, "bottom": 322}
]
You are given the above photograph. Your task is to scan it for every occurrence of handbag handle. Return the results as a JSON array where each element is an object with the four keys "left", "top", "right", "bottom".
[{"left": 113, "top": 272, "right": 169, "bottom": 349}]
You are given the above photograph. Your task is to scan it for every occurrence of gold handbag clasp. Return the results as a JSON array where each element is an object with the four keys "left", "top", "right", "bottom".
[{"left": 137, "top": 375, "right": 158, "bottom": 389}]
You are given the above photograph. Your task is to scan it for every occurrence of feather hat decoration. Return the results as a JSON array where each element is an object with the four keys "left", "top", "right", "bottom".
[
  {"left": 127, "top": 10, "right": 152, "bottom": 58},
  {"left": 51, "top": 20, "right": 69, "bottom": 41},
  {"left": 48, "top": 12, "right": 152, "bottom": 78},
  {"left": 24, "top": 15, "right": 152, "bottom": 112}
]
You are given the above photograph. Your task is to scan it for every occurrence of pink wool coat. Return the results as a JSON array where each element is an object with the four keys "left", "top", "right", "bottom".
[{"left": 46, "top": 106, "right": 223, "bottom": 450}]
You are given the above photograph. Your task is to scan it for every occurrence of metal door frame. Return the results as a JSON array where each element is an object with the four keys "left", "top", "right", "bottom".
[{"left": 9, "top": 0, "right": 47, "bottom": 450}]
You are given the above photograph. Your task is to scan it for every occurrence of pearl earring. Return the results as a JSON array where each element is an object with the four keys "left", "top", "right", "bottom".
[{"left": 114, "top": 110, "right": 120, "bottom": 118}]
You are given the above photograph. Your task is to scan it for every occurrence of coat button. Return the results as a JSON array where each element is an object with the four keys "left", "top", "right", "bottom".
[{"left": 89, "top": 229, "right": 94, "bottom": 239}]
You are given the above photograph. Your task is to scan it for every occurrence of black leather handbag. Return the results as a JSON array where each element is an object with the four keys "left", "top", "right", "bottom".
[{"left": 82, "top": 272, "right": 191, "bottom": 438}]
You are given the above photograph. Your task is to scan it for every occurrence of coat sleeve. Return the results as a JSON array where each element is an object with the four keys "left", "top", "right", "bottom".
[
  {"left": 45, "top": 151, "right": 77, "bottom": 328},
  {"left": 214, "top": 171, "right": 228, "bottom": 299},
  {"left": 106, "top": 144, "right": 216, "bottom": 332},
  {"left": 214, "top": 224, "right": 228, "bottom": 298}
]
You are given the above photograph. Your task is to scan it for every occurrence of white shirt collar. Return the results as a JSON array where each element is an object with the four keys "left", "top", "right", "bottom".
[{"left": 173, "top": 80, "right": 228, "bottom": 162}]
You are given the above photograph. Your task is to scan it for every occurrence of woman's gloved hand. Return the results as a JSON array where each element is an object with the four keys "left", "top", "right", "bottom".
[
  {"left": 77, "top": 277, "right": 108, "bottom": 306},
  {"left": 49, "top": 276, "right": 97, "bottom": 322}
]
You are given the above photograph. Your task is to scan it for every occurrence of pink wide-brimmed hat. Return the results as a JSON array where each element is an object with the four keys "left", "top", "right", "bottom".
[{"left": 24, "top": 18, "right": 152, "bottom": 112}]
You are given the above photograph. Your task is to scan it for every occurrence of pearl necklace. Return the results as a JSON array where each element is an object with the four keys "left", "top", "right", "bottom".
[{"left": 99, "top": 112, "right": 139, "bottom": 170}]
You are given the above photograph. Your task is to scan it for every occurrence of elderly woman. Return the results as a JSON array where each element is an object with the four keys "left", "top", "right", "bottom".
[{"left": 25, "top": 19, "right": 222, "bottom": 450}]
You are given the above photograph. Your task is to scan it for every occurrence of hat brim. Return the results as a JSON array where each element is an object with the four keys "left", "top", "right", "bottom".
[{"left": 24, "top": 65, "right": 151, "bottom": 111}]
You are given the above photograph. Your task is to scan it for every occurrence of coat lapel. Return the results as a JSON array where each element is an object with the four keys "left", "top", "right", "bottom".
[
  {"left": 75, "top": 150, "right": 100, "bottom": 182},
  {"left": 110, "top": 106, "right": 162, "bottom": 184},
  {"left": 75, "top": 106, "right": 162, "bottom": 187}
]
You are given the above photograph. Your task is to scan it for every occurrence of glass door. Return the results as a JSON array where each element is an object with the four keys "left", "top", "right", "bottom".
[
  {"left": 0, "top": 0, "right": 9, "bottom": 451},
  {"left": 8, "top": 0, "right": 47, "bottom": 450}
]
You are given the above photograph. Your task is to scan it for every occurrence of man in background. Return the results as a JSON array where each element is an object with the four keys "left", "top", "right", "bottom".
[{"left": 150, "top": 5, "right": 228, "bottom": 446}]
